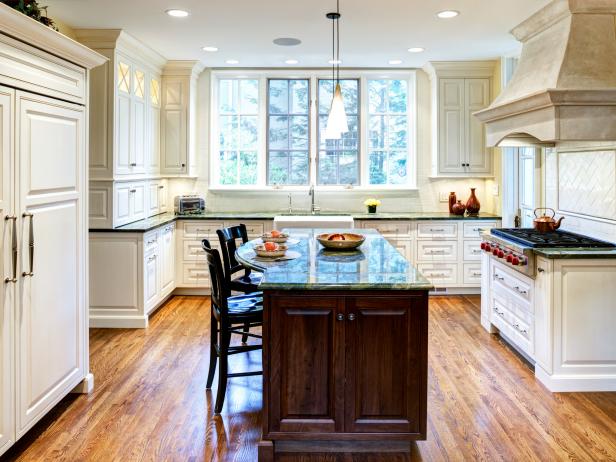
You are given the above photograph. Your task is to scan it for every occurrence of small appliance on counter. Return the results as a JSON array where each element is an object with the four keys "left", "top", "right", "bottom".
[{"left": 174, "top": 195, "right": 205, "bottom": 215}]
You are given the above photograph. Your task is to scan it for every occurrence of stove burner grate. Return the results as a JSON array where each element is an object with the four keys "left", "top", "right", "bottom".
[{"left": 491, "top": 228, "right": 616, "bottom": 248}]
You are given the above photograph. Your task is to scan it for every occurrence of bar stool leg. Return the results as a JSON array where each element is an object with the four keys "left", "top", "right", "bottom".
[
  {"left": 214, "top": 327, "right": 231, "bottom": 414},
  {"left": 241, "top": 322, "right": 250, "bottom": 344},
  {"left": 206, "top": 313, "right": 218, "bottom": 389}
]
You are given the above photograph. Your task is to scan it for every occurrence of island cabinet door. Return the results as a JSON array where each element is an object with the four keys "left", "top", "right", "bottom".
[
  {"left": 344, "top": 295, "right": 427, "bottom": 435},
  {"left": 267, "top": 295, "right": 345, "bottom": 433}
]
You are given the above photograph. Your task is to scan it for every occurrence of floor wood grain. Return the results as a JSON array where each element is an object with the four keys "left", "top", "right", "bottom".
[{"left": 3, "top": 295, "right": 615, "bottom": 461}]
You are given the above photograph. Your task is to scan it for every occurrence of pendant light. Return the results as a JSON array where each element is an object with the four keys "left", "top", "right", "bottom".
[{"left": 324, "top": 0, "right": 348, "bottom": 140}]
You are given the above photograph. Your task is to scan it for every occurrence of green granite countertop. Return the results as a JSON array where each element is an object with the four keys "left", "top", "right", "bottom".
[
  {"left": 534, "top": 248, "right": 616, "bottom": 259},
  {"left": 90, "top": 211, "right": 501, "bottom": 233},
  {"left": 235, "top": 229, "right": 434, "bottom": 291}
]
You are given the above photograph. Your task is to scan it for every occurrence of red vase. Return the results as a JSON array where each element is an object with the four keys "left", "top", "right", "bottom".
[
  {"left": 452, "top": 200, "right": 466, "bottom": 216},
  {"left": 448, "top": 192, "right": 457, "bottom": 214},
  {"left": 465, "top": 188, "right": 481, "bottom": 216}
]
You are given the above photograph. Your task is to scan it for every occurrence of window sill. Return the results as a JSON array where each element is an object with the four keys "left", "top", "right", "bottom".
[{"left": 208, "top": 186, "right": 419, "bottom": 195}]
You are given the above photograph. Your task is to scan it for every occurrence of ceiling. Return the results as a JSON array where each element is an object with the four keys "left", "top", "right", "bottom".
[{"left": 46, "top": 0, "right": 552, "bottom": 68}]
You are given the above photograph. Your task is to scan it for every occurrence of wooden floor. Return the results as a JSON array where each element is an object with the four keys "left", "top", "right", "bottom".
[{"left": 3, "top": 295, "right": 616, "bottom": 461}]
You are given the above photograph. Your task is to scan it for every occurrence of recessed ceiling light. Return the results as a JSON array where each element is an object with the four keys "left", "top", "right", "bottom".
[
  {"left": 285, "top": 59, "right": 299, "bottom": 65},
  {"left": 225, "top": 59, "right": 239, "bottom": 65},
  {"left": 437, "top": 10, "right": 459, "bottom": 19},
  {"left": 388, "top": 59, "right": 403, "bottom": 65},
  {"left": 165, "top": 9, "right": 189, "bottom": 17},
  {"left": 328, "top": 59, "right": 342, "bottom": 65},
  {"left": 408, "top": 47, "right": 425, "bottom": 53},
  {"left": 273, "top": 37, "right": 302, "bottom": 47},
  {"left": 202, "top": 46, "right": 218, "bottom": 52}
]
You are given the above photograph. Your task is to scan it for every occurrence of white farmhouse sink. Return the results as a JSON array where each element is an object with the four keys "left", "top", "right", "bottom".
[{"left": 274, "top": 215, "right": 354, "bottom": 229}]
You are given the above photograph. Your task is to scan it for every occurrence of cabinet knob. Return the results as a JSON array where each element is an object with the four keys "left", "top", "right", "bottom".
[
  {"left": 130, "top": 163, "right": 137, "bottom": 167},
  {"left": 348, "top": 313, "right": 356, "bottom": 321},
  {"left": 181, "top": 163, "right": 186, "bottom": 168},
  {"left": 537, "top": 267, "right": 545, "bottom": 273},
  {"left": 336, "top": 313, "right": 344, "bottom": 322}
]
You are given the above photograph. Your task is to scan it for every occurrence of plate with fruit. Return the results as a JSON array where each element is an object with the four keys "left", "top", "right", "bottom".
[
  {"left": 261, "top": 230, "right": 289, "bottom": 244},
  {"left": 254, "top": 242, "right": 288, "bottom": 258},
  {"left": 316, "top": 233, "right": 366, "bottom": 250}
]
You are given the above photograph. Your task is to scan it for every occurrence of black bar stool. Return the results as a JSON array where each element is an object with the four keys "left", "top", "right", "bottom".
[
  {"left": 202, "top": 239, "right": 263, "bottom": 415},
  {"left": 217, "top": 224, "right": 263, "bottom": 342}
]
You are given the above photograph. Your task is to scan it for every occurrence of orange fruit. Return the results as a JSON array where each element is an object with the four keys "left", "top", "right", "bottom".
[
  {"left": 270, "top": 230, "right": 281, "bottom": 238},
  {"left": 264, "top": 242, "right": 278, "bottom": 252}
]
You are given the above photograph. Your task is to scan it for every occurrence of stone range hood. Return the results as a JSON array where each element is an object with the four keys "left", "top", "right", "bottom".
[{"left": 474, "top": 0, "right": 616, "bottom": 148}]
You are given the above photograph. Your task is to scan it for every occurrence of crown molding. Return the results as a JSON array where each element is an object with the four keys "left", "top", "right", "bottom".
[
  {"left": 0, "top": 3, "right": 106, "bottom": 69},
  {"left": 163, "top": 61, "right": 205, "bottom": 79}
]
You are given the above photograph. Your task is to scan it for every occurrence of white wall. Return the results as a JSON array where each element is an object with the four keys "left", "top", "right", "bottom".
[
  {"left": 545, "top": 142, "right": 616, "bottom": 242},
  {"left": 169, "top": 69, "right": 501, "bottom": 214}
]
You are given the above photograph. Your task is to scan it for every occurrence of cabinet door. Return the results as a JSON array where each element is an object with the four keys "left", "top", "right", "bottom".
[
  {"left": 144, "top": 252, "right": 160, "bottom": 312},
  {"left": 158, "top": 180, "right": 168, "bottom": 213},
  {"left": 267, "top": 295, "right": 344, "bottom": 433},
  {"left": 130, "top": 182, "right": 146, "bottom": 222},
  {"left": 161, "top": 78, "right": 187, "bottom": 174},
  {"left": 149, "top": 76, "right": 161, "bottom": 173},
  {"left": 0, "top": 88, "right": 15, "bottom": 456},
  {"left": 147, "top": 181, "right": 160, "bottom": 217},
  {"left": 16, "top": 92, "right": 86, "bottom": 437},
  {"left": 115, "top": 92, "right": 131, "bottom": 174},
  {"left": 465, "top": 79, "right": 491, "bottom": 174},
  {"left": 345, "top": 296, "right": 427, "bottom": 434},
  {"left": 160, "top": 225, "right": 175, "bottom": 296},
  {"left": 438, "top": 79, "right": 465, "bottom": 174},
  {"left": 131, "top": 68, "right": 146, "bottom": 173}
]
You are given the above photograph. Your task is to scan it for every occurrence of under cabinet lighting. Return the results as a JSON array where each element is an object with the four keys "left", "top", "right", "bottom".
[{"left": 165, "top": 9, "right": 189, "bottom": 17}]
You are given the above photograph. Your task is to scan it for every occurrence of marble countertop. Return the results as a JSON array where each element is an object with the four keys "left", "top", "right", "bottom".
[
  {"left": 235, "top": 229, "right": 434, "bottom": 291},
  {"left": 534, "top": 248, "right": 616, "bottom": 259},
  {"left": 90, "top": 211, "right": 501, "bottom": 233}
]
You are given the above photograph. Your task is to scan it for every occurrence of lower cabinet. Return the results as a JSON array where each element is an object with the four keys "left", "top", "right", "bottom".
[{"left": 265, "top": 292, "right": 427, "bottom": 439}]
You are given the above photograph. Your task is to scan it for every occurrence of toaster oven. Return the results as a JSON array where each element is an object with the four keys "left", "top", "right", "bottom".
[{"left": 174, "top": 195, "right": 205, "bottom": 215}]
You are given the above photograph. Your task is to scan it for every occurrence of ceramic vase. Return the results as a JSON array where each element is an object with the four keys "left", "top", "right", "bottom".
[
  {"left": 466, "top": 188, "right": 481, "bottom": 216},
  {"left": 448, "top": 192, "right": 457, "bottom": 214},
  {"left": 452, "top": 200, "right": 466, "bottom": 216}
]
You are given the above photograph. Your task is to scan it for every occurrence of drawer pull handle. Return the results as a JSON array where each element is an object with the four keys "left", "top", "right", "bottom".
[
  {"left": 22, "top": 212, "right": 34, "bottom": 277},
  {"left": 513, "top": 286, "right": 528, "bottom": 295},
  {"left": 147, "top": 239, "right": 157, "bottom": 245},
  {"left": 537, "top": 267, "right": 545, "bottom": 273},
  {"left": 5, "top": 215, "right": 17, "bottom": 283},
  {"left": 494, "top": 274, "right": 504, "bottom": 281},
  {"left": 472, "top": 249, "right": 481, "bottom": 254},
  {"left": 428, "top": 272, "right": 447, "bottom": 277},
  {"left": 148, "top": 255, "right": 156, "bottom": 262},
  {"left": 493, "top": 307, "right": 505, "bottom": 317},
  {"left": 430, "top": 228, "right": 445, "bottom": 232},
  {"left": 336, "top": 313, "right": 344, "bottom": 321},
  {"left": 130, "top": 189, "right": 137, "bottom": 193},
  {"left": 429, "top": 249, "right": 446, "bottom": 254},
  {"left": 158, "top": 185, "right": 165, "bottom": 189},
  {"left": 130, "top": 163, "right": 137, "bottom": 167},
  {"left": 472, "top": 271, "right": 481, "bottom": 276}
]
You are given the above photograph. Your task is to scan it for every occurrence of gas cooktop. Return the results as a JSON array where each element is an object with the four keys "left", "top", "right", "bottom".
[{"left": 491, "top": 228, "right": 616, "bottom": 249}]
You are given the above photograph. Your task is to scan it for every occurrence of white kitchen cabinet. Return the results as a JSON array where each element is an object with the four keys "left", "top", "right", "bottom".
[
  {"left": 159, "top": 224, "right": 175, "bottom": 297},
  {"left": 113, "top": 180, "right": 147, "bottom": 226},
  {"left": 148, "top": 76, "right": 161, "bottom": 173},
  {"left": 424, "top": 61, "right": 496, "bottom": 177},
  {"left": 158, "top": 179, "right": 168, "bottom": 213},
  {"left": 144, "top": 251, "right": 160, "bottom": 312},
  {"left": 358, "top": 221, "right": 413, "bottom": 262},
  {"left": 161, "top": 62, "right": 203, "bottom": 176},
  {"left": 148, "top": 180, "right": 160, "bottom": 217}
]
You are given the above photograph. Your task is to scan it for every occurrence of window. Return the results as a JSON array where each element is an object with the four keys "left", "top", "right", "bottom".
[
  {"left": 118, "top": 62, "right": 130, "bottom": 93},
  {"left": 317, "top": 79, "right": 360, "bottom": 185},
  {"left": 367, "top": 79, "right": 409, "bottom": 185},
  {"left": 211, "top": 71, "right": 416, "bottom": 190},
  {"left": 150, "top": 78, "right": 160, "bottom": 106},
  {"left": 267, "top": 79, "right": 310, "bottom": 185},
  {"left": 217, "top": 79, "right": 259, "bottom": 185},
  {"left": 134, "top": 69, "right": 145, "bottom": 99}
]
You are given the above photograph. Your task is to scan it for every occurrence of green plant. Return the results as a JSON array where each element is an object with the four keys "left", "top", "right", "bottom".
[{"left": 2, "top": 0, "right": 58, "bottom": 30}]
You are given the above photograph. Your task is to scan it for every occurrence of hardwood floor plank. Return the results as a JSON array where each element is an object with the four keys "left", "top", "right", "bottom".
[{"left": 2, "top": 295, "right": 615, "bottom": 462}]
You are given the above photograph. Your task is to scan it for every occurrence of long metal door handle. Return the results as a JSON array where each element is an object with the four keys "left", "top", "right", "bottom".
[
  {"left": 22, "top": 212, "right": 34, "bottom": 277},
  {"left": 5, "top": 215, "right": 17, "bottom": 283}
]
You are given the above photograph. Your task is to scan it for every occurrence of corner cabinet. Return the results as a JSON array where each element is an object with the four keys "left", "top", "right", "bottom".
[
  {"left": 263, "top": 292, "right": 428, "bottom": 446},
  {"left": 424, "top": 61, "right": 497, "bottom": 177},
  {"left": 0, "top": 5, "right": 105, "bottom": 456}
]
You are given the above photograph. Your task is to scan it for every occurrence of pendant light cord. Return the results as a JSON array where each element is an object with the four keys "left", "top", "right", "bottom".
[{"left": 336, "top": 0, "right": 340, "bottom": 85}]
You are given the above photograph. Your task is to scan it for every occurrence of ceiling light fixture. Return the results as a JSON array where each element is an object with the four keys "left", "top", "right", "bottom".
[
  {"left": 202, "top": 46, "right": 218, "bottom": 52},
  {"left": 225, "top": 59, "right": 239, "bottom": 65},
  {"left": 389, "top": 59, "right": 403, "bottom": 65},
  {"left": 165, "top": 9, "right": 189, "bottom": 17},
  {"left": 285, "top": 59, "right": 299, "bottom": 65},
  {"left": 436, "top": 10, "right": 459, "bottom": 19},
  {"left": 324, "top": 0, "right": 348, "bottom": 140},
  {"left": 408, "top": 47, "right": 425, "bottom": 53}
]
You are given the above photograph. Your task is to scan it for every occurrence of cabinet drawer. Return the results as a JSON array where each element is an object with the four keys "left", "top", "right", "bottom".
[
  {"left": 362, "top": 221, "right": 411, "bottom": 237},
  {"left": 182, "top": 240, "right": 209, "bottom": 261},
  {"left": 183, "top": 221, "right": 223, "bottom": 238},
  {"left": 463, "top": 263, "right": 482, "bottom": 285},
  {"left": 417, "top": 222, "right": 457, "bottom": 239},
  {"left": 143, "top": 230, "right": 159, "bottom": 254},
  {"left": 181, "top": 263, "right": 210, "bottom": 286},
  {"left": 463, "top": 221, "right": 497, "bottom": 238},
  {"left": 492, "top": 263, "right": 532, "bottom": 303},
  {"left": 224, "top": 221, "right": 265, "bottom": 238},
  {"left": 491, "top": 294, "right": 533, "bottom": 356},
  {"left": 462, "top": 240, "right": 483, "bottom": 261},
  {"left": 417, "top": 263, "right": 458, "bottom": 285},
  {"left": 416, "top": 240, "right": 457, "bottom": 262}
]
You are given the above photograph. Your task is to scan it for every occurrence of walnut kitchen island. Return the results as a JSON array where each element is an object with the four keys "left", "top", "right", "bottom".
[{"left": 236, "top": 229, "right": 433, "bottom": 460}]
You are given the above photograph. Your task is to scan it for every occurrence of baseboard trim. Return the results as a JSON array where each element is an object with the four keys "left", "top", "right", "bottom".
[
  {"left": 535, "top": 365, "right": 616, "bottom": 392},
  {"left": 275, "top": 440, "right": 411, "bottom": 453},
  {"left": 89, "top": 316, "right": 148, "bottom": 328},
  {"left": 71, "top": 373, "right": 94, "bottom": 394}
]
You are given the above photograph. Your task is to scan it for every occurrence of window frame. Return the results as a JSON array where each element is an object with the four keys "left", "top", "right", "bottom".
[{"left": 210, "top": 69, "right": 418, "bottom": 191}]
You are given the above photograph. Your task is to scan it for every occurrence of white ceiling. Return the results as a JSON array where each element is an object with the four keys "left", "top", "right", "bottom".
[{"left": 46, "top": 0, "right": 551, "bottom": 67}]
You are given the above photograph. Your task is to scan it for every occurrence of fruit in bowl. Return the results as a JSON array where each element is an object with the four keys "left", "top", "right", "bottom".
[
  {"left": 316, "top": 233, "right": 365, "bottom": 250},
  {"left": 254, "top": 242, "right": 288, "bottom": 258},
  {"left": 261, "top": 230, "right": 289, "bottom": 243}
]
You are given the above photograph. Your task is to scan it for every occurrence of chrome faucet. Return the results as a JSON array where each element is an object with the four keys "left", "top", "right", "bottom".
[{"left": 309, "top": 185, "right": 320, "bottom": 215}]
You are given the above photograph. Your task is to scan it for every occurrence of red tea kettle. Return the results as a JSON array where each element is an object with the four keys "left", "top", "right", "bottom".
[{"left": 533, "top": 208, "right": 564, "bottom": 232}]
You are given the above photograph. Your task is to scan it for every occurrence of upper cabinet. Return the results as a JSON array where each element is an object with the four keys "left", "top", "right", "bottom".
[
  {"left": 424, "top": 61, "right": 498, "bottom": 177},
  {"left": 161, "top": 61, "right": 203, "bottom": 176},
  {"left": 74, "top": 30, "right": 166, "bottom": 180}
]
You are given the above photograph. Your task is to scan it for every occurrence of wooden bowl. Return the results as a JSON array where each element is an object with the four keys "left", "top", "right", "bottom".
[
  {"left": 254, "top": 244, "right": 288, "bottom": 258},
  {"left": 261, "top": 232, "right": 289, "bottom": 244},
  {"left": 316, "top": 233, "right": 365, "bottom": 250}
]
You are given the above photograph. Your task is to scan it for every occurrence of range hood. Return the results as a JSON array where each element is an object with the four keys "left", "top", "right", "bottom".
[{"left": 474, "top": 0, "right": 616, "bottom": 147}]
